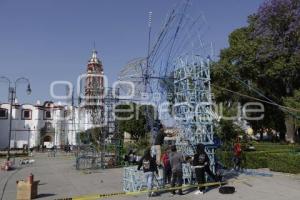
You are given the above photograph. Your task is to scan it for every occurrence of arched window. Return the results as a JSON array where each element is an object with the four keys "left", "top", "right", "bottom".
[
  {"left": 22, "top": 109, "right": 32, "bottom": 120},
  {"left": 44, "top": 110, "right": 52, "bottom": 119},
  {"left": 0, "top": 108, "right": 8, "bottom": 119}
]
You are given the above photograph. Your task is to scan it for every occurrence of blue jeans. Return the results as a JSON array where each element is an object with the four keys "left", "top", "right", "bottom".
[{"left": 144, "top": 172, "right": 154, "bottom": 191}]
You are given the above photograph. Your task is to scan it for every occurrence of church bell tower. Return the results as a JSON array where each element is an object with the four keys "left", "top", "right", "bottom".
[{"left": 84, "top": 49, "right": 105, "bottom": 124}]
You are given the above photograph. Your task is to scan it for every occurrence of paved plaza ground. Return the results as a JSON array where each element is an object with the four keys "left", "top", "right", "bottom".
[{"left": 1, "top": 153, "right": 300, "bottom": 200}]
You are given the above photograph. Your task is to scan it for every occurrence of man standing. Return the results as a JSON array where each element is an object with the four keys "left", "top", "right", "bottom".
[
  {"left": 193, "top": 143, "right": 218, "bottom": 195},
  {"left": 233, "top": 138, "right": 242, "bottom": 171},
  {"left": 161, "top": 146, "right": 172, "bottom": 185},
  {"left": 154, "top": 123, "right": 165, "bottom": 166},
  {"left": 138, "top": 148, "right": 158, "bottom": 197},
  {"left": 169, "top": 145, "right": 184, "bottom": 195}
]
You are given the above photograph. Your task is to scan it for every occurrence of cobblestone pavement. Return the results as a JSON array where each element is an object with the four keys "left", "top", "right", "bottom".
[{"left": 1, "top": 153, "right": 300, "bottom": 200}]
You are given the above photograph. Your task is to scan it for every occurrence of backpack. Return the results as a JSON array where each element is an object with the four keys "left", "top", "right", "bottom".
[
  {"left": 219, "top": 186, "right": 235, "bottom": 194},
  {"left": 143, "top": 159, "right": 150, "bottom": 170},
  {"left": 162, "top": 153, "right": 171, "bottom": 168},
  {"left": 129, "top": 154, "right": 134, "bottom": 162}
]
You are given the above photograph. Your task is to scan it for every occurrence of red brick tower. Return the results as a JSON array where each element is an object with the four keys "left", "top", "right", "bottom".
[{"left": 85, "top": 49, "right": 105, "bottom": 123}]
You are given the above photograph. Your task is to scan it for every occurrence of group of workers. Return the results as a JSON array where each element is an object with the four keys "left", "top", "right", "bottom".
[{"left": 136, "top": 124, "right": 222, "bottom": 197}]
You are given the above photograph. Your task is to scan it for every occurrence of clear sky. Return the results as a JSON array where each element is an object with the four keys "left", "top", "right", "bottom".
[{"left": 0, "top": 0, "right": 264, "bottom": 104}]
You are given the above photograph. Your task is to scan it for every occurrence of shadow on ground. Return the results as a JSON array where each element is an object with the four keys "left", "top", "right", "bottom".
[{"left": 36, "top": 193, "right": 56, "bottom": 198}]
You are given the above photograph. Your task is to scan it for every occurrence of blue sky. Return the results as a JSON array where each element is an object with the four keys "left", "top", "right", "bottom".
[{"left": 0, "top": 0, "right": 264, "bottom": 104}]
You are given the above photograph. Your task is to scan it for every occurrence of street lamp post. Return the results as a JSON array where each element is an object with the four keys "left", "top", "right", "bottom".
[
  {"left": 27, "top": 127, "right": 31, "bottom": 149},
  {"left": 0, "top": 76, "right": 31, "bottom": 161}
]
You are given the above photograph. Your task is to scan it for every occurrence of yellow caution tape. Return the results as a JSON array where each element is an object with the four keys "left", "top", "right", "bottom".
[
  {"left": 55, "top": 181, "right": 228, "bottom": 200},
  {"left": 72, "top": 178, "right": 250, "bottom": 200}
]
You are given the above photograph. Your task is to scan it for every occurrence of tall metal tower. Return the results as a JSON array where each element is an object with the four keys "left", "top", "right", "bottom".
[
  {"left": 122, "top": 0, "right": 216, "bottom": 191},
  {"left": 173, "top": 55, "right": 215, "bottom": 168},
  {"left": 103, "top": 87, "right": 122, "bottom": 165}
]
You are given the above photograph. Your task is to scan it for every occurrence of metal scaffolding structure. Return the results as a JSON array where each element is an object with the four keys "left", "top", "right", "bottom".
[
  {"left": 104, "top": 88, "right": 118, "bottom": 135},
  {"left": 75, "top": 48, "right": 122, "bottom": 169},
  {"left": 122, "top": 56, "right": 216, "bottom": 191},
  {"left": 174, "top": 55, "right": 215, "bottom": 168},
  {"left": 121, "top": 0, "right": 216, "bottom": 191},
  {"left": 103, "top": 87, "right": 123, "bottom": 166},
  {"left": 123, "top": 164, "right": 192, "bottom": 192}
]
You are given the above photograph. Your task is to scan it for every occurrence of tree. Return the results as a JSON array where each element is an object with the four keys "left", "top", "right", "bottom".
[
  {"left": 284, "top": 90, "right": 300, "bottom": 121},
  {"left": 79, "top": 127, "right": 103, "bottom": 151},
  {"left": 115, "top": 103, "right": 154, "bottom": 141},
  {"left": 215, "top": 119, "right": 244, "bottom": 146},
  {"left": 212, "top": 0, "right": 300, "bottom": 140},
  {"left": 284, "top": 89, "right": 300, "bottom": 142}
]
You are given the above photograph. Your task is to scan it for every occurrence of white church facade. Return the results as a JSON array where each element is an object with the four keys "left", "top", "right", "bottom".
[
  {"left": 0, "top": 101, "right": 85, "bottom": 148},
  {"left": 0, "top": 49, "right": 108, "bottom": 149}
]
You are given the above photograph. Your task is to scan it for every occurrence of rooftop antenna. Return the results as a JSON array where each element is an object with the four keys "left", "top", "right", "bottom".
[
  {"left": 210, "top": 41, "right": 214, "bottom": 60},
  {"left": 91, "top": 40, "right": 98, "bottom": 60},
  {"left": 145, "top": 11, "right": 152, "bottom": 84},
  {"left": 93, "top": 40, "right": 96, "bottom": 51},
  {"left": 144, "top": 11, "right": 156, "bottom": 143}
]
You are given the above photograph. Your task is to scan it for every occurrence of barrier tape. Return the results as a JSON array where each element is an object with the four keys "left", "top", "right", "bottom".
[{"left": 54, "top": 181, "right": 231, "bottom": 200}]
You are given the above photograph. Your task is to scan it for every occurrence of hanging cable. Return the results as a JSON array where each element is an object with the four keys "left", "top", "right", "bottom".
[
  {"left": 210, "top": 58, "right": 299, "bottom": 119},
  {"left": 212, "top": 84, "right": 300, "bottom": 114}
]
